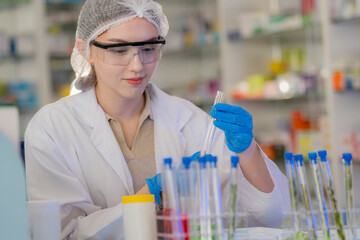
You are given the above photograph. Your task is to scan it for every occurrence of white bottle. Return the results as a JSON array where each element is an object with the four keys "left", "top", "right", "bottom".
[{"left": 122, "top": 194, "right": 157, "bottom": 240}]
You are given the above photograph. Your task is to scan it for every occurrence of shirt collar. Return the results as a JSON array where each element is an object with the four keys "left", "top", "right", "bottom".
[{"left": 105, "top": 88, "right": 153, "bottom": 122}]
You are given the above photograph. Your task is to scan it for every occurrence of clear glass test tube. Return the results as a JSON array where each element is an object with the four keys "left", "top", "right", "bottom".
[
  {"left": 162, "top": 158, "right": 183, "bottom": 239},
  {"left": 343, "top": 153, "right": 357, "bottom": 240},
  {"left": 318, "top": 150, "right": 345, "bottom": 240},
  {"left": 308, "top": 152, "right": 330, "bottom": 240},
  {"left": 199, "top": 156, "right": 212, "bottom": 240},
  {"left": 284, "top": 152, "right": 301, "bottom": 235},
  {"left": 294, "top": 154, "right": 317, "bottom": 240},
  {"left": 228, "top": 156, "right": 239, "bottom": 240},
  {"left": 209, "top": 156, "right": 223, "bottom": 240},
  {"left": 200, "top": 91, "right": 224, "bottom": 157}
]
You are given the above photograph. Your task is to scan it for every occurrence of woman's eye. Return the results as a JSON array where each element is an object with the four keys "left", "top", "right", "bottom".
[
  {"left": 142, "top": 46, "right": 156, "bottom": 53},
  {"left": 110, "top": 48, "right": 128, "bottom": 55}
]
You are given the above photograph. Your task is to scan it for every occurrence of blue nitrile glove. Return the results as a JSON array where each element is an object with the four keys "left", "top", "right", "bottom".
[
  {"left": 146, "top": 173, "right": 162, "bottom": 205},
  {"left": 190, "top": 151, "right": 200, "bottom": 161},
  {"left": 189, "top": 151, "right": 213, "bottom": 162},
  {"left": 210, "top": 103, "right": 253, "bottom": 153}
]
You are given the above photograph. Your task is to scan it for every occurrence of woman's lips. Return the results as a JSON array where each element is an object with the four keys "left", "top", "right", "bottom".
[{"left": 125, "top": 77, "right": 145, "bottom": 85}]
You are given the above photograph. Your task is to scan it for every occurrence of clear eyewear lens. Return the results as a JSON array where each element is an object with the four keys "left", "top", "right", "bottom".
[{"left": 100, "top": 44, "right": 164, "bottom": 66}]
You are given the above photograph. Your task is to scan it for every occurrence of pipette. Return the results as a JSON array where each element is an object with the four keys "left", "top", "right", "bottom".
[
  {"left": 343, "top": 153, "right": 357, "bottom": 239},
  {"left": 200, "top": 91, "right": 224, "bottom": 157},
  {"left": 284, "top": 152, "right": 302, "bottom": 239},
  {"left": 318, "top": 150, "right": 345, "bottom": 240},
  {"left": 228, "top": 156, "right": 239, "bottom": 240},
  {"left": 308, "top": 152, "right": 330, "bottom": 240},
  {"left": 209, "top": 156, "right": 223, "bottom": 240},
  {"left": 294, "top": 154, "right": 317, "bottom": 240}
]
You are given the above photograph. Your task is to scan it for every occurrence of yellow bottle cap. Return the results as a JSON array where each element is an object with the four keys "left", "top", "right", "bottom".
[{"left": 122, "top": 194, "right": 155, "bottom": 204}]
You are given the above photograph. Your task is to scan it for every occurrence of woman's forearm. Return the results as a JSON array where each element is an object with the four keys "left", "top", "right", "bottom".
[{"left": 238, "top": 139, "right": 275, "bottom": 193}]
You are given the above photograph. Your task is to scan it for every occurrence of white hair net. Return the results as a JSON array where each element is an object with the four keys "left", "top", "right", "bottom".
[{"left": 71, "top": 0, "right": 169, "bottom": 91}]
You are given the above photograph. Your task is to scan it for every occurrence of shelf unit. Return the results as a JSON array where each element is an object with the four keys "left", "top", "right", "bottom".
[
  {"left": 218, "top": 0, "right": 360, "bottom": 207},
  {"left": 153, "top": 0, "right": 221, "bottom": 110},
  {"left": 0, "top": 0, "right": 51, "bottom": 136}
]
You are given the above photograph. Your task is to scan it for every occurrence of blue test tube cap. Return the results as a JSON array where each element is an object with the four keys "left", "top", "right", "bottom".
[
  {"left": 182, "top": 157, "right": 191, "bottom": 169},
  {"left": 164, "top": 157, "right": 172, "bottom": 167},
  {"left": 210, "top": 156, "right": 218, "bottom": 167},
  {"left": 231, "top": 156, "right": 239, "bottom": 168},
  {"left": 284, "top": 152, "right": 293, "bottom": 162},
  {"left": 294, "top": 154, "right": 304, "bottom": 166},
  {"left": 318, "top": 150, "right": 327, "bottom": 162},
  {"left": 343, "top": 153, "right": 352, "bottom": 165},
  {"left": 308, "top": 152, "right": 317, "bottom": 164},
  {"left": 198, "top": 156, "right": 207, "bottom": 168}
]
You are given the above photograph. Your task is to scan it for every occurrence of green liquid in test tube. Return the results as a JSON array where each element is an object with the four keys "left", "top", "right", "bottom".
[
  {"left": 318, "top": 150, "right": 345, "bottom": 240},
  {"left": 343, "top": 153, "right": 357, "bottom": 240},
  {"left": 284, "top": 152, "right": 303, "bottom": 240},
  {"left": 294, "top": 154, "right": 317, "bottom": 240},
  {"left": 228, "top": 156, "right": 239, "bottom": 240},
  {"left": 209, "top": 156, "right": 223, "bottom": 240},
  {"left": 199, "top": 156, "right": 212, "bottom": 240},
  {"left": 308, "top": 152, "right": 330, "bottom": 240}
]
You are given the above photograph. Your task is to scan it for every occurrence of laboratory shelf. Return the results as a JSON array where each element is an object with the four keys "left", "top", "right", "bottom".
[
  {"left": 332, "top": 15, "right": 360, "bottom": 24},
  {"left": 0, "top": 55, "right": 35, "bottom": 62},
  {"left": 228, "top": 23, "right": 321, "bottom": 42},
  {"left": 232, "top": 94, "right": 309, "bottom": 102},
  {"left": 164, "top": 43, "right": 220, "bottom": 58},
  {"left": 0, "top": 0, "right": 30, "bottom": 10}
]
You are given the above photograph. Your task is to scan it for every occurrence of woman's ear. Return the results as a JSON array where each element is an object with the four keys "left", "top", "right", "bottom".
[{"left": 76, "top": 38, "right": 93, "bottom": 65}]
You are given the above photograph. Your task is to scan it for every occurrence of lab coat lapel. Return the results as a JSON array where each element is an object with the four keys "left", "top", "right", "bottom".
[
  {"left": 148, "top": 84, "right": 192, "bottom": 171},
  {"left": 73, "top": 89, "right": 134, "bottom": 195}
]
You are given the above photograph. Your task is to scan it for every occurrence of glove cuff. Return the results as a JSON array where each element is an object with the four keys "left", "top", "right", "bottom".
[{"left": 146, "top": 178, "right": 161, "bottom": 205}]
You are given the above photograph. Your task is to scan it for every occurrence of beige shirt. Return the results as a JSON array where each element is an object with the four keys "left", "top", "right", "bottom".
[{"left": 105, "top": 90, "right": 156, "bottom": 193}]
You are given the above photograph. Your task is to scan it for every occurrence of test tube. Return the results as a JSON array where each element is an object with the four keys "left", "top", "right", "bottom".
[
  {"left": 294, "top": 154, "right": 317, "bottom": 240},
  {"left": 308, "top": 152, "right": 330, "bottom": 240},
  {"left": 342, "top": 153, "right": 357, "bottom": 239},
  {"left": 199, "top": 156, "right": 212, "bottom": 240},
  {"left": 228, "top": 156, "right": 239, "bottom": 240},
  {"left": 318, "top": 150, "right": 345, "bottom": 240},
  {"left": 284, "top": 152, "right": 301, "bottom": 236},
  {"left": 178, "top": 157, "right": 191, "bottom": 214},
  {"left": 188, "top": 158, "right": 200, "bottom": 238},
  {"left": 162, "top": 158, "right": 184, "bottom": 239},
  {"left": 209, "top": 156, "right": 223, "bottom": 240},
  {"left": 200, "top": 91, "right": 224, "bottom": 157}
]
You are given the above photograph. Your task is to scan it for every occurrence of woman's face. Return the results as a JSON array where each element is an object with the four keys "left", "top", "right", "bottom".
[{"left": 89, "top": 17, "right": 159, "bottom": 101}]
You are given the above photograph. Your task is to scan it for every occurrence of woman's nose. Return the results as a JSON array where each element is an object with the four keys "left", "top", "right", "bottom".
[{"left": 127, "top": 52, "right": 144, "bottom": 71}]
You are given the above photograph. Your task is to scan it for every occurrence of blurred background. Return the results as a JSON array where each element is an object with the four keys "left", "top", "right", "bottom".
[{"left": 0, "top": 0, "right": 359, "bottom": 207}]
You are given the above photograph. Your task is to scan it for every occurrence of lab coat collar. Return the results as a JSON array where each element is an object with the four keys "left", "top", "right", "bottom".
[
  {"left": 70, "top": 85, "right": 194, "bottom": 192},
  {"left": 71, "top": 88, "right": 134, "bottom": 194},
  {"left": 146, "top": 83, "right": 193, "bottom": 170}
]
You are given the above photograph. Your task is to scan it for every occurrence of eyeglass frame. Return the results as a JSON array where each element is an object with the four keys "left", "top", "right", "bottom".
[
  {"left": 90, "top": 36, "right": 166, "bottom": 49},
  {"left": 89, "top": 36, "right": 166, "bottom": 66}
]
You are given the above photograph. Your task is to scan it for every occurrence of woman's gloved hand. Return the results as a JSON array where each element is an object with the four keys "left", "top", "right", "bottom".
[
  {"left": 146, "top": 173, "right": 162, "bottom": 205},
  {"left": 189, "top": 151, "right": 213, "bottom": 162},
  {"left": 210, "top": 103, "right": 253, "bottom": 153}
]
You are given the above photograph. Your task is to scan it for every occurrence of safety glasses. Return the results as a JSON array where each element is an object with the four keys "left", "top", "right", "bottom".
[{"left": 90, "top": 36, "right": 166, "bottom": 66}]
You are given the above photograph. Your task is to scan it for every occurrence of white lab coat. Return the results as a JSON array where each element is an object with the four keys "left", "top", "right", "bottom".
[{"left": 25, "top": 83, "right": 290, "bottom": 240}]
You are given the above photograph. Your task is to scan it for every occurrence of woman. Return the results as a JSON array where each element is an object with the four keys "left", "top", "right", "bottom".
[{"left": 25, "top": 0, "right": 290, "bottom": 239}]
